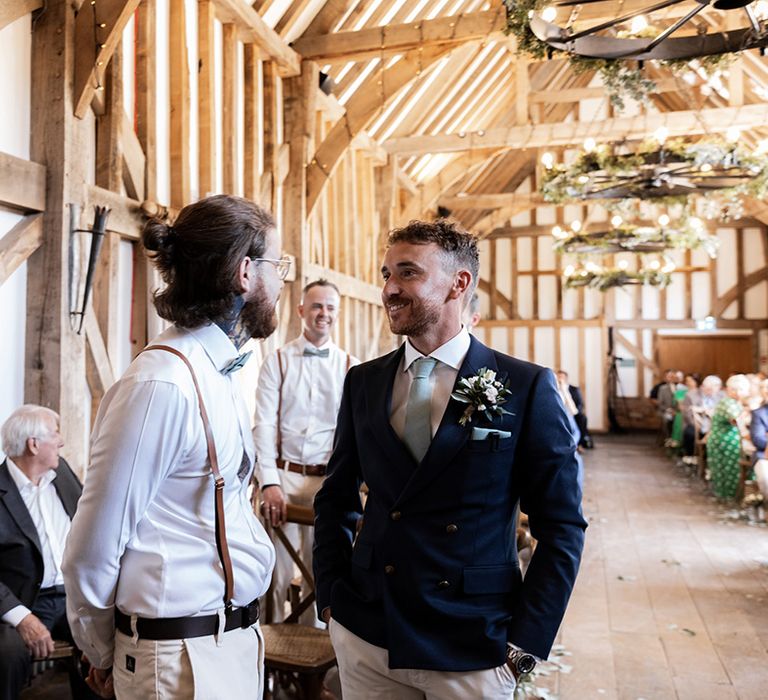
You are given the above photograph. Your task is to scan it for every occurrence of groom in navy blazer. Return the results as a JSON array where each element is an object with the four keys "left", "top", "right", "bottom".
[{"left": 314, "top": 220, "right": 586, "bottom": 698}]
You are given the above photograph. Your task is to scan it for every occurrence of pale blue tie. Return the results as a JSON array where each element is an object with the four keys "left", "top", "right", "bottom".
[{"left": 403, "top": 357, "right": 437, "bottom": 463}]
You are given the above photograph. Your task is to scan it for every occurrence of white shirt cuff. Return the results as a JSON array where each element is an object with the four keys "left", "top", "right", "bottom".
[
  {"left": 259, "top": 466, "right": 281, "bottom": 488},
  {"left": 2, "top": 604, "right": 32, "bottom": 628}
]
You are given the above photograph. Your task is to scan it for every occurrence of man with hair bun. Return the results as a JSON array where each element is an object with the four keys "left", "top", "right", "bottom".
[
  {"left": 254, "top": 278, "right": 358, "bottom": 627},
  {"left": 314, "top": 219, "right": 586, "bottom": 698},
  {"left": 63, "top": 195, "right": 286, "bottom": 699}
]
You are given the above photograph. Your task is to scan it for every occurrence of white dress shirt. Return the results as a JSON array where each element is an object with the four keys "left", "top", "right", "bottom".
[
  {"left": 2, "top": 459, "right": 71, "bottom": 627},
  {"left": 253, "top": 335, "right": 359, "bottom": 487},
  {"left": 62, "top": 324, "right": 275, "bottom": 669},
  {"left": 390, "top": 326, "right": 471, "bottom": 440}
]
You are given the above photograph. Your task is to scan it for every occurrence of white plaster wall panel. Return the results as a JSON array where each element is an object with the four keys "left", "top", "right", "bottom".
[
  {"left": 534, "top": 327, "right": 555, "bottom": 369},
  {"left": 122, "top": 16, "right": 136, "bottom": 126},
  {"left": 0, "top": 14, "right": 31, "bottom": 436},
  {"left": 641, "top": 285, "right": 660, "bottom": 319},
  {"left": 691, "top": 272, "right": 711, "bottom": 319},
  {"left": 537, "top": 207, "right": 555, "bottom": 225},
  {"left": 614, "top": 284, "right": 635, "bottom": 321},
  {"left": 516, "top": 237, "right": 532, "bottom": 271},
  {"left": 510, "top": 209, "right": 530, "bottom": 227},
  {"left": 538, "top": 276, "right": 557, "bottom": 320},
  {"left": 615, "top": 329, "right": 639, "bottom": 397},
  {"left": 479, "top": 240, "right": 490, "bottom": 281},
  {"left": 115, "top": 241, "right": 135, "bottom": 377},
  {"left": 691, "top": 247, "right": 711, "bottom": 268},
  {"left": 562, "top": 204, "right": 582, "bottom": 229},
  {"left": 490, "top": 326, "right": 508, "bottom": 355},
  {"left": 666, "top": 274, "right": 686, "bottom": 319},
  {"left": 742, "top": 228, "right": 765, "bottom": 275},
  {"left": 745, "top": 281, "right": 768, "bottom": 319},
  {"left": 473, "top": 325, "right": 488, "bottom": 346},
  {"left": 584, "top": 327, "right": 605, "bottom": 430},
  {"left": 156, "top": 0, "right": 170, "bottom": 204},
  {"left": 516, "top": 276, "right": 533, "bottom": 319},
  {"left": 496, "top": 238, "right": 513, "bottom": 310},
  {"left": 537, "top": 236, "right": 556, "bottom": 271},
  {"left": 715, "top": 228, "right": 737, "bottom": 296},
  {"left": 513, "top": 328, "right": 529, "bottom": 361},
  {"left": 559, "top": 328, "right": 579, "bottom": 379},
  {"left": 583, "top": 287, "right": 601, "bottom": 318},
  {"left": 561, "top": 287, "right": 578, "bottom": 320},
  {"left": 579, "top": 98, "right": 607, "bottom": 122}
]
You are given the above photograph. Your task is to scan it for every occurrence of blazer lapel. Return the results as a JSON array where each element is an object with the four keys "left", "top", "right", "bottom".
[
  {"left": 395, "top": 337, "right": 500, "bottom": 506},
  {"left": 0, "top": 461, "right": 43, "bottom": 554}
]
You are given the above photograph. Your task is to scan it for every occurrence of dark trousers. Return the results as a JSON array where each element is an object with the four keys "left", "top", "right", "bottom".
[
  {"left": 0, "top": 588, "right": 97, "bottom": 700},
  {"left": 574, "top": 412, "right": 591, "bottom": 446}
]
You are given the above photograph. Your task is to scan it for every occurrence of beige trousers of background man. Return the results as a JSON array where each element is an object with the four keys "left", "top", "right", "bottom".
[
  {"left": 112, "top": 622, "right": 264, "bottom": 699},
  {"left": 328, "top": 618, "right": 517, "bottom": 700},
  {"left": 270, "top": 470, "right": 323, "bottom": 627}
]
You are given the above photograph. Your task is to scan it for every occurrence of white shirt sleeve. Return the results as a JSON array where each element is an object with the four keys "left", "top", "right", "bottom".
[
  {"left": 2, "top": 604, "right": 32, "bottom": 627},
  {"left": 252, "top": 352, "right": 282, "bottom": 488},
  {"left": 62, "top": 379, "right": 190, "bottom": 670}
]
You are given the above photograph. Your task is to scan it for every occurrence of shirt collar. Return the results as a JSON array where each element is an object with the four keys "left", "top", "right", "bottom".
[
  {"left": 6, "top": 457, "right": 56, "bottom": 491},
  {"left": 187, "top": 323, "right": 242, "bottom": 373},
  {"left": 298, "top": 334, "right": 335, "bottom": 353},
  {"left": 403, "top": 326, "right": 471, "bottom": 373}
]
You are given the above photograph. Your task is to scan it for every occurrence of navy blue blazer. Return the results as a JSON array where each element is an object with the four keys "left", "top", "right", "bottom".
[
  {"left": 751, "top": 404, "right": 768, "bottom": 461},
  {"left": 313, "top": 336, "right": 587, "bottom": 671}
]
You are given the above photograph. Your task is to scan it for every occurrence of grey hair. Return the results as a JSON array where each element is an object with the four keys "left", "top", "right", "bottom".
[
  {"left": 726, "top": 374, "right": 750, "bottom": 397},
  {"left": 1, "top": 405, "right": 59, "bottom": 458},
  {"left": 701, "top": 375, "right": 722, "bottom": 390}
]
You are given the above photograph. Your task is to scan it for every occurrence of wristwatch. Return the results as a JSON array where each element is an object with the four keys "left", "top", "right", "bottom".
[{"left": 506, "top": 647, "right": 537, "bottom": 676}]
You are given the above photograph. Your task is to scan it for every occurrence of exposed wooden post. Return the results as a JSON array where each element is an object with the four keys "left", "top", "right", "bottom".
[
  {"left": 27, "top": 0, "right": 90, "bottom": 474},
  {"left": 373, "top": 158, "right": 396, "bottom": 260},
  {"left": 198, "top": 0, "right": 216, "bottom": 198},
  {"left": 261, "top": 62, "right": 281, "bottom": 213},
  {"left": 222, "top": 22, "right": 238, "bottom": 194},
  {"left": 169, "top": 0, "right": 190, "bottom": 208},
  {"left": 282, "top": 60, "right": 318, "bottom": 339},
  {"left": 243, "top": 45, "right": 261, "bottom": 203}
]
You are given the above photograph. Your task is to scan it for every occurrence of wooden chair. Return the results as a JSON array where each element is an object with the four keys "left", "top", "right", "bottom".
[
  {"left": 261, "top": 503, "right": 336, "bottom": 700},
  {"left": 693, "top": 412, "right": 709, "bottom": 480}
]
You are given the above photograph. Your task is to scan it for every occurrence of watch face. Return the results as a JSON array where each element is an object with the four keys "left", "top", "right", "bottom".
[{"left": 516, "top": 654, "right": 537, "bottom": 675}]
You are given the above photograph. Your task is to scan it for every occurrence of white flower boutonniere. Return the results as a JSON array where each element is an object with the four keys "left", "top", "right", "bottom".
[{"left": 451, "top": 367, "right": 513, "bottom": 427}]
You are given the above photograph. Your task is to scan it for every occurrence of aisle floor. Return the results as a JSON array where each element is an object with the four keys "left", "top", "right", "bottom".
[{"left": 535, "top": 433, "right": 768, "bottom": 700}]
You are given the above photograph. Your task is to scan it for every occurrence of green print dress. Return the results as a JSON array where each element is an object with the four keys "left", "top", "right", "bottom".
[{"left": 708, "top": 397, "right": 743, "bottom": 499}]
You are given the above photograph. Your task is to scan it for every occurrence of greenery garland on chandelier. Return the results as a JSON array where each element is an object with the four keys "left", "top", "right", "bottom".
[
  {"left": 562, "top": 261, "right": 673, "bottom": 291},
  {"left": 503, "top": 0, "right": 737, "bottom": 109},
  {"left": 539, "top": 135, "right": 768, "bottom": 222}
]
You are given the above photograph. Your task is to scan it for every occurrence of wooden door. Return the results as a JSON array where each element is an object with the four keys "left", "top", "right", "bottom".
[{"left": 657, "top": 335, "right": 754, "bottom": 378}]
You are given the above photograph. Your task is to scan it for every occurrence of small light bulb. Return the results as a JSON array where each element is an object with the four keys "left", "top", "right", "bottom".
[
  {"left": 586, "top": 261, "right": 600, "bottom": 273},
  {"left": 563, "top": 265, "right": 575, "bottom": 277},
  {"left": 701, "top": 163, "right": 712, "bottom": 173},
  {"left": 577, "top": 175, "right": 589, "bottom": 184},
  {"left": 571, "top": 220, "right": 582, "bottom": 232},
  {"left": 618, "top": 260, "right": 629, "bottom": 270},
  {"left": 611, "top": 215, "right": 623, "bottom": 228},
  {"left": 630, "top": 15, "right": 648, "bottom": 34},
  {"left": 541, "top": 6, "right": 557, "bottom": 22},
  {"left": 541, "top": 152, "right": 555, "bottom": 169},
  {"left": 726, "top": 126, "right": 741, "bottom": 143},
  {"left": 583, "top": 137, "right": 596, "bottom": 152},
  {"left": 658, "top": 214, "right": 670, "bottom": 227},
  {"left": 662, "top": 262, "right": 676, "bottom": 273},
  {"left": 552, "top": 225, "right": 563, "bottom": 238},
  {"left": 756, "top": 139, "right": 768, "bottom": 155},
  {"left": 690, "top": 217, "right": 703, "bottom": 230},
  {"left": 648, "top": 260, "right": 661, "bottom": 271},
  {"left": 654, "top": 126, "right": 669, "bottom": 144}
]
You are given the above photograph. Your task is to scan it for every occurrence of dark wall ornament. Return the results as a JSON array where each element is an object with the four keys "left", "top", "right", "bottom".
[{"left": 504, "top": 0, "right": 768, "bottom": 108}]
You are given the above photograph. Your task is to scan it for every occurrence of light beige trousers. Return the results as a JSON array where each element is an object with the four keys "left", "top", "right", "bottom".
[
  {"left": 113, "top": 622, "right": 264, "bottom": 699},
  {"left": 328, "top": 618, "right": 517, "bottom": 700}
]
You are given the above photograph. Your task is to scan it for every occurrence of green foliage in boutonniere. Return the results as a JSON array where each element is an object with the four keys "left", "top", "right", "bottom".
[{"left": 451, "top": 368, "right": 513, "bottom": 427}]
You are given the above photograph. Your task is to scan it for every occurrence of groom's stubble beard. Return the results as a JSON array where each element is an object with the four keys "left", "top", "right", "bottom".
[{"left": 386, "top": 292, "right": 442, "bottom": 338}]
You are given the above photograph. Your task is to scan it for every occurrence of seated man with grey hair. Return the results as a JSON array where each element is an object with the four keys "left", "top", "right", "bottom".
[
  {"left": 0, "top": 405, "right": 94, "bottom": 700},
  {"left": 681, "top": 375, "right": 724, "bottom": 460}
]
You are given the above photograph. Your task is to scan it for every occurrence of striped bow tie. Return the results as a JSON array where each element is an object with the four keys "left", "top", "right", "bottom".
[
  {"left": 221, "top": 351, "right": 253, "bottom": 375},
  {"left": 303, "top": 347, "right": 330, "bottom": 358}
]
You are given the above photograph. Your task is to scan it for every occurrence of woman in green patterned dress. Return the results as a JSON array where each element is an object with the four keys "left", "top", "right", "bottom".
[{"left": 708, "top": 374, "right": 750, "bottom": 500}]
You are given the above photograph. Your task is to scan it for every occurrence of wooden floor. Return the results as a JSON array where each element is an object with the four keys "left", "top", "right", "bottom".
[{"left": 534, "top": 433, "right": 768, "bottom": 700}]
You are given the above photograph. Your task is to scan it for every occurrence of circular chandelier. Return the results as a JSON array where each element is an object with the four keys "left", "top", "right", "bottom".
[
  {"left": 523, "top": 0, "right": 768, "bottom": 62},
  {"left": 552, "top": 212, "right": 720, "bottom": 257},
  {"left": 563, "top": 260, "right": 674, "bottom": 290},
  {"left": 539, "top": 132, "right": 768, "bottom": 218}
]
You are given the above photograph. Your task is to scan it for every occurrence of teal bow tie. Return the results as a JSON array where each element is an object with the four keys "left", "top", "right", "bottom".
[
  {"left": 221, "top": 351, "right": 252, "bottom": 375},
  {"left": 303, "top": 347, "right": 330, "bottom": 358}
]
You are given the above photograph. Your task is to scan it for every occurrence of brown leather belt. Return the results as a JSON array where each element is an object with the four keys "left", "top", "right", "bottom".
[
  {"left": 115, "top": 599, "right": 260, "bottom": 641},
  {"left": 278, "top": 460, "right": 327, "bottom": 477}
]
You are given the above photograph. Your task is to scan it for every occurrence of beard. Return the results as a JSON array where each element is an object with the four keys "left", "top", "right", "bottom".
[
  {"left": 386, "top": 294, "right": 442, "bottom": 337},
  {"left": 241, "top": 283, "right": 278, "bottom": 340}
]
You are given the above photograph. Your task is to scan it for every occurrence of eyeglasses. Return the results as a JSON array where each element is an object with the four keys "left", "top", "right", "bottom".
[{"left": 249, "top": 254, "right": 292, "bottom": 281}]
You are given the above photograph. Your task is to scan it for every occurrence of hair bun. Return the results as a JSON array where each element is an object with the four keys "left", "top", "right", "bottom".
[{"left": 142, "top": 219, "right": 176, "bottom": 253}]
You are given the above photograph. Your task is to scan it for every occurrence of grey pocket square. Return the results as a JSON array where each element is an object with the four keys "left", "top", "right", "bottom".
[{"left": 471, "top": 427, "right": 512, "bottom": 440}]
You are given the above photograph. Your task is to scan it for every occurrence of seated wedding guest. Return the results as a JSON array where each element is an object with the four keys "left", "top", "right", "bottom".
[
  {"left": 656, "top": 369, "right": 681, "bottom": 439},
  {"left": 670, "top": 373, "right": 700, "bottom": 453},
  {"left": 750, "top": 379, "right": 768, "bottom": 501},
  {"left": 681, "top": 374, "right": 723, "bottom": 460},
  {"left": 0, "top": 405, "right": 95, "bottom": 700},
  {"left": 708, "top": 374, "right": 751, "bottom": 500},
  {"left": 556, "top": 369, "right": 593, "bottom": 449},
  {"left": 649, "top": 369, "right": 673, "bottom": 407}
]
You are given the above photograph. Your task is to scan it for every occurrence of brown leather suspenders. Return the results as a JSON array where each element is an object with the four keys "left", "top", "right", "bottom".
[{"left": 142, "top": 345, "right": 235, "bottom": 609}]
